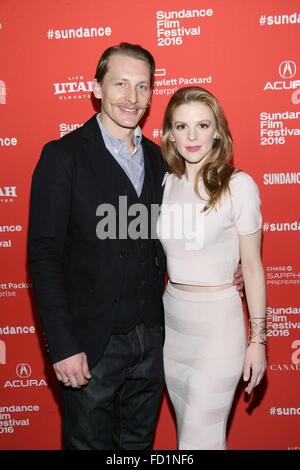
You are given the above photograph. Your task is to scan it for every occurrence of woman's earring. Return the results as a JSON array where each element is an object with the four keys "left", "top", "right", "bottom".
[{"left": 170, "top": 137, "right": 175, "bottom": 143}]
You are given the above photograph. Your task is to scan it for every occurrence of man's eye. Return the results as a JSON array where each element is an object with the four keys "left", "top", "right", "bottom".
[{"left": 139, "top": 84, "right": 149, "bottom": 91}]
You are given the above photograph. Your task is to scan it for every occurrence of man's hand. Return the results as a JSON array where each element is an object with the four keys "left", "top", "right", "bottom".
[
  {"left": 53, "top": 352, "right": 91, "bottom": 389},
  {"left": 233, "top": 263, "right": 244, "bottom": 298}
]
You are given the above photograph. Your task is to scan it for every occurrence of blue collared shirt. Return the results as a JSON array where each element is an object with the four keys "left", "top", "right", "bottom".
[{"left": 97, "top": 114, "right": 145, "bottom": 197}]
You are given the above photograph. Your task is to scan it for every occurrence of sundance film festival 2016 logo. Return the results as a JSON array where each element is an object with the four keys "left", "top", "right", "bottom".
[
  {"left": 259, "top": 109, "right": 300, "bottom": 146},
  {"left": 53, "top": 76, "right": 93, "bottom": 100},
  {"left": 155, "top": 8, "right": 213, "bottom": 47},
  {"left": 0, "top": 80, "right": 6, "bottom": 104},
  {"left": 267, "top": 305, "right": 300, "bottom": 337},
  {"left": 3, "top": 363, "right": 47, "bottom": 388},
  {"left": 0, "top": 404, "right": 40, "bottom": 434},
  {"left": 264, "top": 60, "right": 300, "bottom": 91}
]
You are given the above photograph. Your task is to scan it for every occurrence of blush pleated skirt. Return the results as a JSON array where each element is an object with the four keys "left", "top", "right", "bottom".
[{"left": 163, "top": 282, "right": 247, "bottom": 450}]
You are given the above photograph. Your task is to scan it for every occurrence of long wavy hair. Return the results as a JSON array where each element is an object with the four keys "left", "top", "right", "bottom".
[{"left": 161, "top": 86, "right": 236, "bottom": 211}]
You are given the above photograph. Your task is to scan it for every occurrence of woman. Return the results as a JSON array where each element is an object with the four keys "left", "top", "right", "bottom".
[{"left": 157, "top": 87, "right": 267, "bottom": 450}]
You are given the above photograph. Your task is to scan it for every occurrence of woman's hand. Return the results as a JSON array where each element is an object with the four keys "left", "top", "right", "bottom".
[{"left": 243, "top": 343, "right": 267, "bottom": 394}]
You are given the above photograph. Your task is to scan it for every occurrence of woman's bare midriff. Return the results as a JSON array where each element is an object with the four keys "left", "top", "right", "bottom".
[{"left": 170, "top": 282, "right": 233, "bottom": 292}]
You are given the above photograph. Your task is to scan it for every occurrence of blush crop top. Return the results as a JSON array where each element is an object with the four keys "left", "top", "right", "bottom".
[{"left": 157, "top": 171, "right": 262, "bottom": 286}]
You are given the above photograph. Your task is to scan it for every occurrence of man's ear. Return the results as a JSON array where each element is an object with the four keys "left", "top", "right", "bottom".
[{"left": 93, "top": 79, "right": 102, "bottom": 99}]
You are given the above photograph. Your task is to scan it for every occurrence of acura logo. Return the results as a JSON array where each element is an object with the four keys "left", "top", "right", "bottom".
[
  {"left": 16, "top": 363, "right": 32, "bottom": 378},
  {"left": 279, "top": 61, "right": 296, "bottom": 79}
]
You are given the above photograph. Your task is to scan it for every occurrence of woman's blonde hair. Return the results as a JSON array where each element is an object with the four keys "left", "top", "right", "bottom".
[{"left": 161, "top": 86, "right": 235, "bottom": 211}]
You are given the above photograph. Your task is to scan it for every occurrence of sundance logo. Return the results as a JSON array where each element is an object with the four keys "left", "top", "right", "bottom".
[
  {"left": 263, "top": 172, "right": 300, "bottom": 185},
  {"left": 3, "top": 363, "right": 47, "bottom": 388}
]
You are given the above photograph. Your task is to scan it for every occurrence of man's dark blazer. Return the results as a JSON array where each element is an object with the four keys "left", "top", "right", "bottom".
[{"left": 28, "top": 115, "right": 167, "bottom": 368}]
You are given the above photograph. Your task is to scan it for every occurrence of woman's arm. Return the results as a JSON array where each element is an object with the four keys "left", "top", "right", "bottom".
[{"left": 239, "top": 229, "right": 267, "bottom": 394}]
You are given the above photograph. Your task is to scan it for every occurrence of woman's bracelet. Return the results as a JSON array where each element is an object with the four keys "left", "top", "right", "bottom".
[{"left": 248, "top": 316, "right": 267, "bottom": 346}]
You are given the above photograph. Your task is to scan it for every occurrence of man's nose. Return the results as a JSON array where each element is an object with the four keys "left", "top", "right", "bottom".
[{"left": 126, "top": 86, "right": 138, "bottom": 104}]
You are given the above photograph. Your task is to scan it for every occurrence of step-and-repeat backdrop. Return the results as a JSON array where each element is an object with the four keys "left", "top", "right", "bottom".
[{"left": 0, "top": 0, "right": 299, "bottom": 450}]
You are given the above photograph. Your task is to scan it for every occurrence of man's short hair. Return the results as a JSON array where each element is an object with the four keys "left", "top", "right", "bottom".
[{"left": 95, "top": 42, "right": 155, "bottom": 87}]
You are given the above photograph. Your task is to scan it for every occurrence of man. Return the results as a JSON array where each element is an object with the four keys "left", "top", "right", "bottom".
[
  {"left": 29, "top": 43, "right": 167, "bottom": 450},
  {"left": 29, "top": 42, "right": 243, "bottom": 450}
]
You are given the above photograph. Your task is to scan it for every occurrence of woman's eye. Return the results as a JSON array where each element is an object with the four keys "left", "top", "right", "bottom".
[
  {"left": 200, "top": 123, "right": 209, "bottom": 128},
  {"left": 176, "top": 124, "right": 186, "bottom": 130}
]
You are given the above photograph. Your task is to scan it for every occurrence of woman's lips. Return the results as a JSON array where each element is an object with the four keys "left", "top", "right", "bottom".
[{"left": 185, "top": 146, "right": 201, "bottom": 152}]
